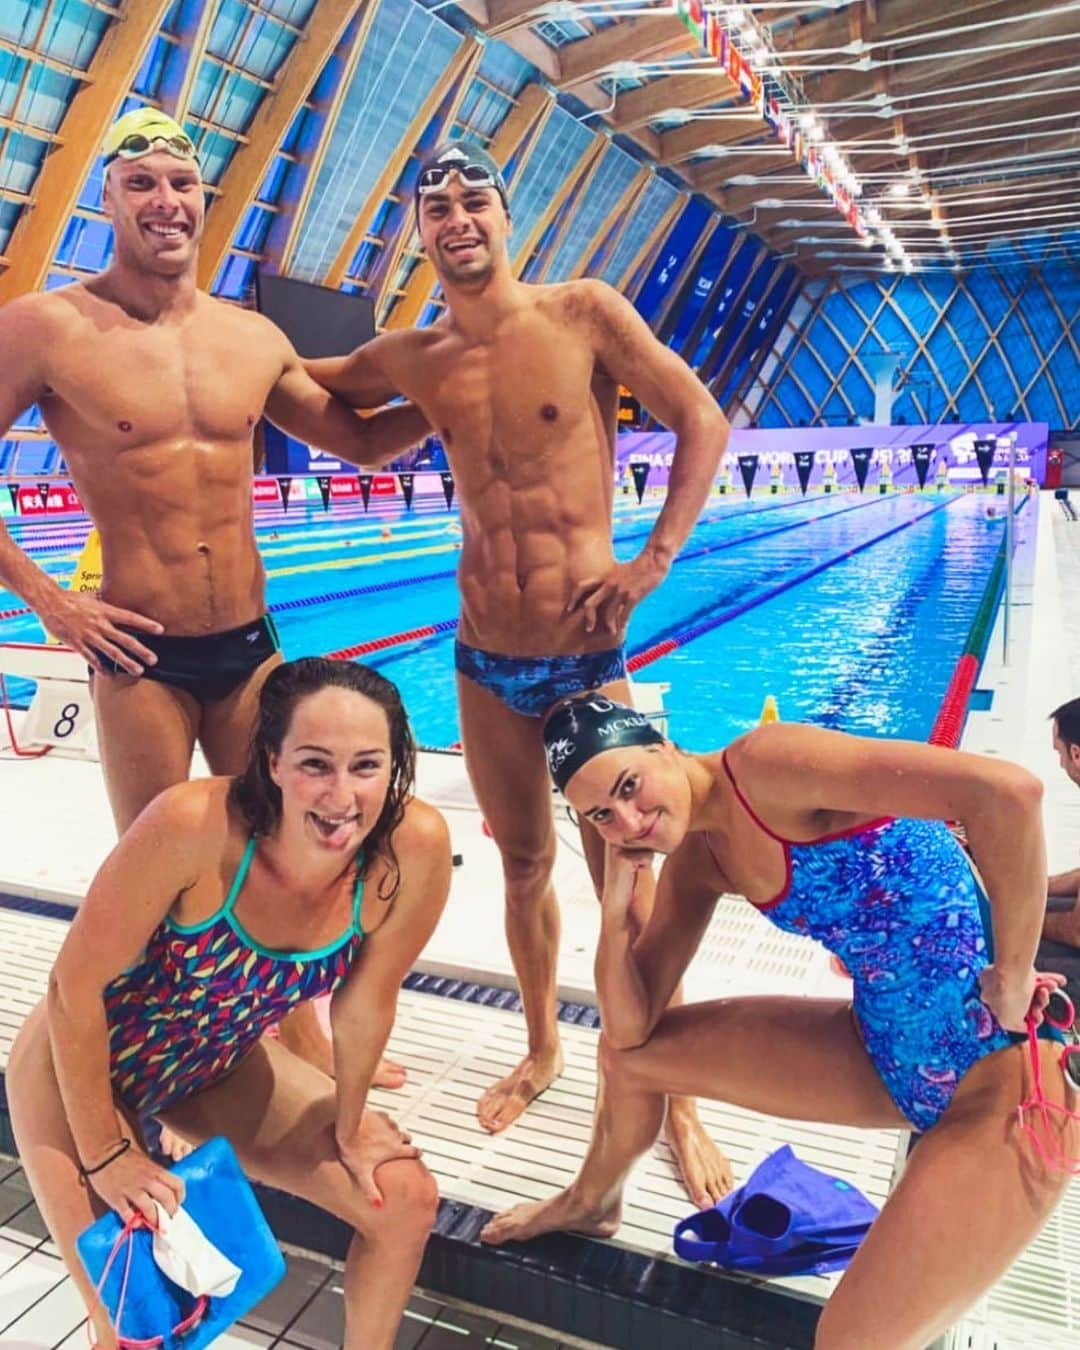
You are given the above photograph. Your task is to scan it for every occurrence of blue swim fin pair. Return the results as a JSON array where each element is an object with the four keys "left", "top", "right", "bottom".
[{"left": 673, "top": 1145, "right": 878, "bottom": 1278}]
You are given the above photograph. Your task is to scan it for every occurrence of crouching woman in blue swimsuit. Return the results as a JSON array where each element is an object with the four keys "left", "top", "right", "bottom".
[
  {"left": 7, "top": 658, "right": 451, "bottom": 1350},
  {"left": 482, "top": 694, "right": 1078, "bottom": 1349}
]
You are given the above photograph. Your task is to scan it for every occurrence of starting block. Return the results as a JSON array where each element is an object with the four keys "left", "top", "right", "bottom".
[{"left": 0, "top": 641, "right": 98, "bottom": 759}]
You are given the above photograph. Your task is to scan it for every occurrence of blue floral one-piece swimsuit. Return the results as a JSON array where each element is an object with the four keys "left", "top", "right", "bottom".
[{"left": 716, "top": 753, "right": 1061, "bottom": 1132}]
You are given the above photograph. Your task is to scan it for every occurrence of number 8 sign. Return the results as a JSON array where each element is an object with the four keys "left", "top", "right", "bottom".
[{"left": 21, "top": 680, "right": 98, "bottom": 757}]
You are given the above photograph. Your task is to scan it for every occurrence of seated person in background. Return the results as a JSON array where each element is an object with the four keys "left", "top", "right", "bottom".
[
  {"left": 1039, "top": 699, "right": 1080, "bottom": 999},
  {"left": 483, "top": 694, "right": 1076, "bottom": 1350},
  {"left": 7, "top": 658, "right": 451, "bottom": 1350}
]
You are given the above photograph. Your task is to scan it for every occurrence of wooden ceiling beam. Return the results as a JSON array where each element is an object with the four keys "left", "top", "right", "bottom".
[
  {"left": 556, "top": 15, "right": 699, "bottom": 90},
  {"left": 197, "top": 0, "right": 362, "bottom": 290},
  {"left": 483, "top": 1, "right": 544, "bottom": 36},
  {"left": 805, "top": 25, "right": 1078, "bottom": 105},
  {"left": 611, "top": 72, "right": 737, "bottom": 133},
  {"left": 659, "top": 116, "right": 772, "bottom": 167},
  {"left": 512, "top": 135, "right": 606, "bottom": 274},
  {"left": 772, "top": 0, "right": 1010, "bottom": 55}
]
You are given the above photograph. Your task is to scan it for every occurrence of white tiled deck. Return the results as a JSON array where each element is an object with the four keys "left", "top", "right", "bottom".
[{"left": 1, "top": 497, "right": 1079, "bottom": 1347}]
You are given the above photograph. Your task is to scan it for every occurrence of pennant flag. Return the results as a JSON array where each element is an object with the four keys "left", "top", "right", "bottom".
[
  {"left": 911, "top": 444, "right": 934, "bottom": 490},
  {"left": 316, "top": 475, "right": 332, "bottom": 511},
  {"left": 38, "top": 481, "right": 51, "bottom": 511},
  {"left": 8, "top": 484, "right": 20, "bottom": 512},
  {"left": 630, "top": 461, "right": 651, "bottom": 504},
  {"left": 973, "top": 438, "right": 996, "bottom": 486},
  {"left": 737, "top": 454, "right": 759, "bottom": 498},
  {"left": 850, "top": 447, "right": 872, "bottom": 493},
  {"left": 794, "top": 451, "right": 814, "bottom": 496},
  {"left": 440, "top": 470, "right": 455, "bottom": 510},
  {"left": 358, "top": 474, "right": 373, "bottom": 511},
  {"left": 276, "top": 475, "right": 292, "bottom": 513},
  {"left": 400, "top": 472, "right": 415, "bottom": 510}
]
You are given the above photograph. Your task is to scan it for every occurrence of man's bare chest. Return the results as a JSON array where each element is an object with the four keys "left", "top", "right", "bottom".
[{"left": 43, "top": 327, "right": 277, "bottom": 446}]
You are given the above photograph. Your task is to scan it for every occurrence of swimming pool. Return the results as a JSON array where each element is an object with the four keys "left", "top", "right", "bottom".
[{"left": 0, "top": 490, "right": 1015, "bottom": 750}]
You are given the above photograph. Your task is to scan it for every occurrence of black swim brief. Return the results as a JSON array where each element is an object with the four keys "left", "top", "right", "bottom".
[{"left": 93, "top": 614, "right": 280, "bottom": 704}]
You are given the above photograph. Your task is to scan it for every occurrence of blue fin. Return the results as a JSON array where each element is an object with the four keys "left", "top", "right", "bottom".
[{"left": 674, "top": 1145, "right": 878, "bottom": 1276}]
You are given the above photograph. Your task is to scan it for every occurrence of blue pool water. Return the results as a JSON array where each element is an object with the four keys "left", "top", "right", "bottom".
[{"left": 0, "top": 490, "right": 1018, "bottom": 750}]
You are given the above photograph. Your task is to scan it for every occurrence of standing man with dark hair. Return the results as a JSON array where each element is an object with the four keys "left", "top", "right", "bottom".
[{"left": 308, "top": 140, "right": 734, "bottom": 1206}]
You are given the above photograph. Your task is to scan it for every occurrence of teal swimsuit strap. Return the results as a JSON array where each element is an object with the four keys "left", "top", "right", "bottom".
[
  {"left": 351, "top": 858, "right": 365, "bottom": 939},
  {"left": 221, "top": 836, "right": 258, "bottom": 917}
]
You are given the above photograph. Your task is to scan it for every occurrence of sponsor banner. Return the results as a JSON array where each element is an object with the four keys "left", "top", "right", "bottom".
[
  {"left": 13, "top": 482, "right": 82, "bottom": 515},
  {"left": 253, "top": 477, "right": 280, "bottom": 504},
  {"left": 15, "top": 483, "right": 82, "bottom": 515}
]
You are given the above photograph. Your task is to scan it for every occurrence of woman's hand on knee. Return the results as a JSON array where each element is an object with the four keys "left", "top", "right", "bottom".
[
  {"left": 89, "top": 1145, "right": 184, "bottom": 1226},
  {"left": 337, "top": 1110, "right": 421, "bottom": 1208}
]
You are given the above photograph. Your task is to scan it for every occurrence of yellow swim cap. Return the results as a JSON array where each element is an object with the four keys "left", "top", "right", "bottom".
[{"left": 102, "top": 106, "right": 197, "bottom": 165}]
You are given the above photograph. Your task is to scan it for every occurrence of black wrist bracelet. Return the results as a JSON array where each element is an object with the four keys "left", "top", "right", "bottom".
[{"left": 78, "top": 1136, "right": 132, "bottom": 1181}]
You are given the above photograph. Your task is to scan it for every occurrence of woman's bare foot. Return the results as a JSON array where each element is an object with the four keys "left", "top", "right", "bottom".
[
  {"left": 480, "top": 1185, "right": 621, "bottom": 1245},
  {"left": 664, "top": 1097, "right": 734, "bottom": 1207},
  {"left": 476, "top": 1044, "right": 565, "bottom": 1133},
  {"left": 158, "top": 1124, "right": 193, "bottom": 1163}
]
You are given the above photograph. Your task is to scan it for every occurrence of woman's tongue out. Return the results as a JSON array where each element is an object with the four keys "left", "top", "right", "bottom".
[{"left": 309, "top": 811, "right": 358, "bottom": 848}]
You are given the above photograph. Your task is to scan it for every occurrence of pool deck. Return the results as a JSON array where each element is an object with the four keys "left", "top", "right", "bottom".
[{"left": 0, "top": 496, "right": 1077, "bottom": 1347}]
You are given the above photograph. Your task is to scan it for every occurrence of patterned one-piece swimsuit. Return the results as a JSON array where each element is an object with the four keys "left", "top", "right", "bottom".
[
  {"left": 716, "top": 753, "right": 1059, "bottom": 1132},
  {"left": 104, "top": 836, "right": 364, "bottom": 1116}
]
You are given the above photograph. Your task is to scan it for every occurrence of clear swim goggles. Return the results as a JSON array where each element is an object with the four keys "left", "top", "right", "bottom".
[
  {"left": 104, "top": 131, "right": 198, "bottom": 166},
  {"left": 417, "top": 162, "right": 501, "bottom": 195}
]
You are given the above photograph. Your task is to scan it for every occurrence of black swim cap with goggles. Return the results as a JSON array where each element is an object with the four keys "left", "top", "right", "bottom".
[
  {"left": 543, "top": 694, "right": 665, "bottom": 794},
  {"left": 415, "top": 141, "right": 510, "bottom": 222}
]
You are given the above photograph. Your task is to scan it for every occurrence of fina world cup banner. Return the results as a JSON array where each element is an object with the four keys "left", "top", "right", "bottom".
[
  {"left": 794, "top": 451, "right": 814, "bottom": 495},
  {"left": 849, "top": 447, "right": 872, "bottom": 493},
  {"left": 911, "top": 444, "right": 934, "bottom": 490}
]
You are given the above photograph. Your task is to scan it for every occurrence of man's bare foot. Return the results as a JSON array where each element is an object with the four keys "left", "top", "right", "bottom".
[
  {"left": 476, "top": 1044, "right": 565, "bottom": 1133},
  {"left": 372, "top": 1055, "right": 408, "bottom": 1089},
  {"left": 480, "top": 1185, "right": 621, "bottom": 1245},
  {"left": 664, "top": 1097, "right": 734, "bottom": 1208}
]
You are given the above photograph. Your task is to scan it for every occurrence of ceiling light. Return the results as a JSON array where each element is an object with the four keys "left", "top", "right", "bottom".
[
  {"left": 756, "top": 198, "right": 784, "bottom": 209},
  {"left": 889, "top": 182, "right": 911, "bottom": 198},
  {"left": 726, "top": 174, "right": 759, "bottom": 186},
  {"left": 858, "top": 235, "right": 874, "bottom": 247}
]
